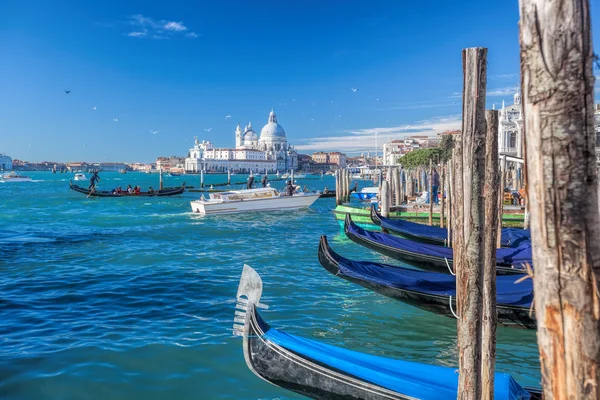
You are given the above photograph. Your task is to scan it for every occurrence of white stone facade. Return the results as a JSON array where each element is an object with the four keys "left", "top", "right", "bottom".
[
  {"left": 0, "top": 154, "right": 13, "bottom": 170},
  {"left": 185, "top": 109, "right": 297, "bottom": 173},
  {"left": 498, "top": 90, "right": 523, "bottom": 157}
]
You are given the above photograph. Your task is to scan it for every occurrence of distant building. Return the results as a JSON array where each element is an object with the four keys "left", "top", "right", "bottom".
[
  {"left": 498, "top": 90, "right": 523, "bottom": 157},
  {"left": 0, "top": 154, "right": 13, "bottom": 170},
  {"left": 311, "top": 152, "right": 329, "bottom": 164},
  {"left": 156, "top": 157, "right": 185, "bottom": 171},
  {"left": 99, "top": 162, "right": 127, "bottom": 172},
  {"left": 328, "top": 152, "right": 347, "bottom": 167},
  {"left": 184, "top": 109, "right": 298, "bottom": 173}
]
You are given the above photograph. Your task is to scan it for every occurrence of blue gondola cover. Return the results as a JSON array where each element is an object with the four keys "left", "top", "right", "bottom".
[
  {"left": 263, "top": 326, "right": 531, "bottom": 399},
  {"left": 376, "top": 214, "right": 531, "bottom": 248},
  {"left": 348, "top": 221, "right": 533, "bottom": 267}
]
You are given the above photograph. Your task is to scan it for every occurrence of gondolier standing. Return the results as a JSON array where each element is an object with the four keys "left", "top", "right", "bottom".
[
  {"left": 261, "top": 175, "right": 268, "bottom": 188},
  {"left": 88, "top": 171, "right": 100, "bottom": 190}
]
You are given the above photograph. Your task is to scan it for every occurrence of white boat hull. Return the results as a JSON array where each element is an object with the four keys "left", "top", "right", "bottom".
[
  {"left": 190, "top": 194, "right": 319, "bottom": 215},
  {"left": 1, "top": 177, "right": 32, "bottom": 182}
]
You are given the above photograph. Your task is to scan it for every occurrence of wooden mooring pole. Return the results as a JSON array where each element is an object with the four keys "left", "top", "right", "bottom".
[
  {"left": 428, "top": 159, "right": 434, "bottom": 226},
  {"left": 456, "top": 47, "right": 488, "bottom": 400},
  {"left": 440, "top": 162, "right": 446, "bottom": 229},
  {"left": 380, "top": 180, "right": 390, "bottom": 218},
  {"left": 519, "top": 0, "right": 600, "bottom": 397},
  {"left": 482, "top": 109, "right": 500, "bottom": 399},
  {"left": 335, "top": 170, "right": 341, "bottom": 206}
]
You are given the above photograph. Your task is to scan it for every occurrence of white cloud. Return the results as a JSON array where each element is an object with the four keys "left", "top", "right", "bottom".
[
  {"left": 487, "top": 86, "right": 518, "bottom": 97},
  {"left": 164, "top": 21, "right": 187, "bottom": 31},
  {"left": 489, "top": 73, "right": 519, "bottom": 80},
  {"left": 294, "top": 115, "right": 461, "bottom": 153},
  {"left": 126, "top": 14, "right": 196, "bottom": 39},
  {"left": 127, "top": 31, "right": 146, "bottom": 37}
]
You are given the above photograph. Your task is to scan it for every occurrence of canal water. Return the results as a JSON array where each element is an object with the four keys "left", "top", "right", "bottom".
[{"left": 0, "top": 172, "right": 540, "bottom": 399}]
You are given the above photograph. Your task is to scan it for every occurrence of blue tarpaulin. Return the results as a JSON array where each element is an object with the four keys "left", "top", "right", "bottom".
[
  {"left": 376, "top": 213, "right": 531, "bottom": 248},
  {"left": 336, "top": 256, "right": 533, "bottom": 307},
  {"left": 264, "top": 326, "right": 531, "bottom": 400},
  {"left": 348, "top": 220, "right": 533, "bottom": 267}
]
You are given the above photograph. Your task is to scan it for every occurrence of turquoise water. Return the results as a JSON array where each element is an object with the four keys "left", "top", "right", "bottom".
[{"left": 0, "top": 172, "right": 540, "bottom": 399}]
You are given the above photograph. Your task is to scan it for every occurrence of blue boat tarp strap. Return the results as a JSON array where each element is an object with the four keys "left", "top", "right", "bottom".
[
  {"left": 337, "top": 257, "right": 533, "bottom": 307},
  {"left": 263, "top": 326, "right": 531, "bottom": 400},
  {"left": 348, "top": 222, "right": 533, "bottom": 266},
  {"left": 377, "top": 214, "right": 531, "bottom": 248}
]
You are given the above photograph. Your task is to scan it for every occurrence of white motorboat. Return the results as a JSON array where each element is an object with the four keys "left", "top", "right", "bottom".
[
  {"left": 73, "top": 173, "right": 87, "bottom": 181},
  {"left": 0, "top": 172, "right": 32, "bottom": 182},
  {"left": 190, "top": 187, "right": 319, "bottom": 215}
]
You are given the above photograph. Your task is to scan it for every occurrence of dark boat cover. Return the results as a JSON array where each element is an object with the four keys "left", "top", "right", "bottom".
[
  {"left": 376, "top": 212, "right": 531, "bottom": 248},
  {"left": 262, "top": 324, "right": 532, "bottom": 400},
  {"left": 348, "top": 220, "right": 533, "bottom": 267},
  {"left": 337, "top": 256, "right": 533, "bottom": 307}
]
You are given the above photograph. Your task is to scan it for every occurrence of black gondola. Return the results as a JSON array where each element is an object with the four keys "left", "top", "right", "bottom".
[
  {"left": 234, "top": 265, "right": 542, "bottom": 399},
  {"left": 69, "top": 180, "right": 185, "bottom": 197},
  {"left": 319, "top": 182, "right": 358, "bottom": 198},
  {"left": 370, "top": 206, "right": 531, "bottom": 248},
  {"left": 318, "top": 235, "right": 536, "bottom": 329},
  {"left": 345, "top": 214, "right": 531, "bottom": 275}
]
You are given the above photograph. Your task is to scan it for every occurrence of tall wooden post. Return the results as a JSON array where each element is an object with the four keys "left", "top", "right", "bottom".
[
  {"left": 227, "top": 169, "right": 231, "bottom": 185},
  {"left": 380, "top": 180, "right": 390, "bottom": 218},
  {"left": 335, "top": 170, "right": 341, "bottom": 206},
  {"left": 482, "top": 109, "right": 499, "bottom": 399},
  {"left": 447, "top": 158, "right": 453, "bottom": 247},
  {"left": 394, "top": 167, "right": 402, "bottom": 207},
  {"left": 200, "top": 168, "right": 205, "bottom": 188},
  {"left": 345, "top": 169, "right": 351, "bottom": 202},
  {"left": 440, "top": 162, "right": 446, "bottom": 228},
  {"left": 498, "top": 155, "right": 507, "bottom": 248},
  {"left": 456, "top": 47, "right": 487, "bottom": 400},
  {"left": 519, "top": 1, "right": 600, "bottom": 398},
  {"left": 159, "top": 167, "right": 163, "bottom": 190},
  {"left": 428, "top": 159, "right": 434, "bottom": 226}
]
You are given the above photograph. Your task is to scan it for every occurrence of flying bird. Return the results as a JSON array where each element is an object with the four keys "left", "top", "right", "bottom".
[
  {"left": 92, "top": 106, "right": 97, "bottom": 111},
  {"left": 351, "top": 88, "right": 358, "bottom": 92},
  {"left": 64, "top": 90, "right": 71, "bottom": 94},
  {"left": 113, "top": 118, "right": 119, "bottom": 122},
  {"left": 150, "top": 130, "right": 159, "bottom": 135},
  {"left": 225, "top": 115, "right": 232, "bottom": 119},
  {"left": 204, "top": 128, "right": 212, "bottom": 132}
]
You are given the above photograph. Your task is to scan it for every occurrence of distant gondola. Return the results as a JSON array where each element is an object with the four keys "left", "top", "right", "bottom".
[
  {"left": 318, "top": 182, "right": 358, "bottom": 198},
  {"left": 318, "top": 235, "right": 536, "bottom": 329},
  {"left": 370, "top": 206, "right": 531, "bottom": 248},
  {"left": 234, "top": 265, "right": 542, "bottom": 400},
  {"left": 69, "top": 180, "right": 185, "bottom": 197},
  {"left": 344, "top": 214, "right": 531, "bottom": 275}
]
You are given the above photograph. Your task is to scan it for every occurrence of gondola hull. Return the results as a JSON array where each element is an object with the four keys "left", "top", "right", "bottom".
[
  {"left": 370, "top": 207, "right": 531, "bottom": 248},
  {"left": 234, "top": 265, "right": 542, "bottom": 400},
  {"left": 69, "top": 181, "right": 185, "bottom": 197},
  {"left": 318, "top": 236, "right": 536, "bottom": 329},
  {"left": 344, "top": 214, "right": 530, "bottom": 275}
]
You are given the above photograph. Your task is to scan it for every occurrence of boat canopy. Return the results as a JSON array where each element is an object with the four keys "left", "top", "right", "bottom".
[{"left": 209, "top": 188, "right": 279, "bottom": 201}]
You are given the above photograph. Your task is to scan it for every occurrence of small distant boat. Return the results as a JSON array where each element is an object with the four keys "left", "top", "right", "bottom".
[
  {"left": 190, "top": 187, "right": 319, "bottom": 215},
  {"left": 168, "top": 172, "right": 181, "bottom": 177},
  {"left": 233, "top": 265, "right": 542, "bottom": 400},
  {"left": 119, "top": 169, "right": 127, "bottom": 174},
  {"left": 350, "top": 186, "right": 378, "bottom": 201},
  {"left": 69, "top": 181, "right": 185, "bottom": 197},
  {"left": 0, "top": 172, "right": 32, "bottom": 182},
  {"left": 73, "top": 173, "right": 87, "bottom": 181}
]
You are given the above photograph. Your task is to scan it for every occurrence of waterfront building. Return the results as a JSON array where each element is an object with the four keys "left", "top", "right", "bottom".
[
  {"left": 0, "top": 154, "right": 13, "bottom": 170},
  {"left": 328, "top": 152, "right": 347, "bottom": 167},
  {"left": 156, "top": 157, "right": 185, "bottom": 171},
  {"left": 184, "top": 109, "right": 298, "bottom": 173},
  {"left": 498, "top": 90, "right": 524, "bottom": 157}
]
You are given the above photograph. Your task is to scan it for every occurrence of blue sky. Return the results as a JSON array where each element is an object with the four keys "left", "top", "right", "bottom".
[{"left": 1, "top": 0, "right": 599, "bottom": 163}]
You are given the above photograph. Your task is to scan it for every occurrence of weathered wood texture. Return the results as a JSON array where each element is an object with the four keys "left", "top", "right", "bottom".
[
  {"left": 440, "top": 163, "right": 446, "bottom": 229},
  {"left": 456, "top": 47, "right": 487, "bottom": 400},
  {"left": 429, "top": 159, "right": 434, "bottom": 226},
  {"left": 519, "top": 0, "right": 600, "bottom": 398},
  {"left": 380, "top": 180, "right": 390, "bottom": 218},
  {"left": 482, "top": 110, "right": 500, "bottom": 400},
  {"left": 498, "top": 156, "right": 507, "bottom": 248},
  {"left": 448, "top": 158, "right": 453, "bottom": 247}
]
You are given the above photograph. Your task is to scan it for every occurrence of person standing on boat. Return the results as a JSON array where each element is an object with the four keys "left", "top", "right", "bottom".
[
  {"left": 247, "top": 175, "right": 255, "bottom": 189},
  {"left": 88, "top": 171, "right": 100, "bottom": 190},
  {"left": 431, "top": 168, "right": 440, "bottom": 204},
  {"left": 285, "top": 180, "right": 294, "bottom": 196},
  {"left": 261, "top": 175, "right": 268, "bottom": 188}
]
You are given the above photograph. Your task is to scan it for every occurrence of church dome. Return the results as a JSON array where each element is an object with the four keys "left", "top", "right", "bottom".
[
  {"left": 244, "top": 130, "right": 258, "bottom": 142},
  {"left": 260, "top": 109, "right": 286, "bottom": 140}
]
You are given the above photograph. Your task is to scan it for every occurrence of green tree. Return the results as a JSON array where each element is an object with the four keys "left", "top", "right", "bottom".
[{"left": 398, "top": 148, "right": 441, "bottom": 169}]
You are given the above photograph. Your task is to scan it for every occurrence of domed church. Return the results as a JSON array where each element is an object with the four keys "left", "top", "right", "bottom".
[
  {"left": 235, "top": 109, "right": 298, "bottom": 171},
  {"left": 185, "top": 109, "right": 297, "bottom": 173}
]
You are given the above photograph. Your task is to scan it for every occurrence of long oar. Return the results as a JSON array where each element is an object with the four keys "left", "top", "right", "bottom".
[{"left": 86, "top": 186, "right": 95, "bottom": 198}]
